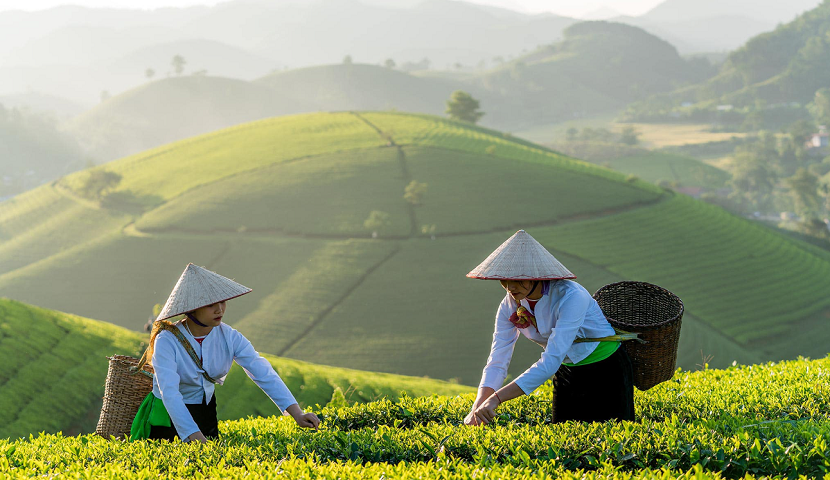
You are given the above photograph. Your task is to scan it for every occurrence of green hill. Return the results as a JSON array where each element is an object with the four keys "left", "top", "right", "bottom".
[
  {"left": 2, "top": 111, "right": 829, "bottom": 386},
  {"left": 473, "top": 21, "right": 713, "bottom": 128},
  {"left": 3, "top": 355, "right": 829, "bottom": 478},
  {"left": 66, "top": 76, "right": 307, "bottom": 162},
  {"left": 255, "top": 63, "right": 462, "bottom": 116},
  {"left": 627, "top": 1, "right": 830, "bottom": 118},
  {"left": 0, "top": 297, "right": 470, "bottom": 439},
  {"left": 598, "top": 152, "right": 731, "bottom": 188}
]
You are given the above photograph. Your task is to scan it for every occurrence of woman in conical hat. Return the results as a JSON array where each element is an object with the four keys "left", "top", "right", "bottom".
[
  {"left": 464, "top": 230, "right": 635, "bottom": 426},
  {"left": 130, "top": 263, "right": 319, "bottom": 442}
]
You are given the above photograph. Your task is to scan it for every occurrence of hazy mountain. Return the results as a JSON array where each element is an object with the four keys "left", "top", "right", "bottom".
[
  {"left": 620, "top": 14, "right": 775, "bottom": 53},
  {"left": 472, "top": 21, "right": 714, "bottom": 128},
  {"left": 0, "top": 92, "right": 85, "bottom": 118},
  {"left": 636, "top": 1, "right": 830, "bottom": 110},
  {"left": 107, "top": 39, "right": 280, "bottom": 80},
  {"left": 643, "top": 0, "right": 822, "bottom": 24},
  {"left": 255, "top": 63, "right": 464, "bottom": 114},
  {"left": 581, "top": 6, "right": 624, "bottom": 20},
  {"left": 66, "top": 76, "right": 307, "bottom": 161}
]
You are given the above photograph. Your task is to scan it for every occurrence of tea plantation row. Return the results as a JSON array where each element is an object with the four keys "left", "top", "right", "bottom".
[{"left": 3, "top": 356, "right": 828, "bottom": 479}]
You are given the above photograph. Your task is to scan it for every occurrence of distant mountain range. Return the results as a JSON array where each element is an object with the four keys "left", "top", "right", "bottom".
[
  {"left": 627, "top": 1, "right": 830, "bottom": 118},
  {"left": 0, "top": 0, "right": 816, "bottom": 107},
  {"left": 66, "top": 21, "right": 711, "bottom": 161}
]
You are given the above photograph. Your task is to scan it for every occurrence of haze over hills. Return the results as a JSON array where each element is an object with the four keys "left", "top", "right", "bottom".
[
  {"left": 3, "top": 111, "right": 828, "bottom": 386},
  {"left": 66, "top": 76, "right": 306, "bottom": 161},
  {"left": 628, "top": 1, "right": 830, "bottom": 118},
  {"left": 643, "top": 0, "right": 822, "bottom": 23},
  {"left": 64, "top": 20, "right": 720, "bottom": 162},
  {"left": 0, "top": 0, "right": 810, "bottom": 107}
]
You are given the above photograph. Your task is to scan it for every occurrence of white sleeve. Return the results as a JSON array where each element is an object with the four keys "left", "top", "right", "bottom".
[
  {"left": 479, "top": 294, "right": 520, "bottom": 390},
  {"left": 513, "top": 289, "right": 589, "bottom": 394},
  {"left": 152, "top": 332, "right": 200, "bottom": 439},
  {"left": 227, "top": 328, "right": 298, "bottom": 411}
]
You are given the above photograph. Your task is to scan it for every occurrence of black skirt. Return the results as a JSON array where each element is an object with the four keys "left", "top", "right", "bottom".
[
  {"left": 149, "top": 393, "right": 219, "bottom": 441},
  {"left": 551, "top": 346, "right": 635, "bottom": 423}
]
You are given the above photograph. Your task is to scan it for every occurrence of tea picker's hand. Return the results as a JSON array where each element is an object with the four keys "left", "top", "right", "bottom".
[
  {"left": 186, "top": 431, "right": 208, "bottom": 443},
  {"left": 294, "top": 412, "right": 320, "bottom": 430},
  {"left": 286, "top": 404, "right": 320, "bottom": 430},
  {"left": 463, "top": 409, "right": 480, "bottom": 426},
  {"left": 473, "top": 396, "right": 500, "bottom": 426}
]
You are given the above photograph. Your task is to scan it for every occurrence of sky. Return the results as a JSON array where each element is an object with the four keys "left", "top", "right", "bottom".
[{"left": 0, "top": 0, "right": 667, "bottom": 18}]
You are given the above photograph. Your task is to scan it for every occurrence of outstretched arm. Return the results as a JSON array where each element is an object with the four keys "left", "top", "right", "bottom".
[{"left": 227, "top": 327, "right": 318, "bottom": 429}]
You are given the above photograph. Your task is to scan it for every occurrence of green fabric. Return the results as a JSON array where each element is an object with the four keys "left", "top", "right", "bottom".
[
  {"left": 563, "top": 341, "right": 620, "bottom": 367},
  {"left": 129, "top": 393, "right": 171, "bottom": 441}
]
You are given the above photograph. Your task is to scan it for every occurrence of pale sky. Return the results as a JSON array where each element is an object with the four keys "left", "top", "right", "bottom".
[{"left": 0, "top": 0, "right": 667, "bottom": 18}]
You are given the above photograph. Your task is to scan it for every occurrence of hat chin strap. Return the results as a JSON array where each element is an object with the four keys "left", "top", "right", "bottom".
[
  {"left": 526, "top": 281, "right": 540, "bottom": 298},
  {"left": 185, "top": 312, "right": 209, "bottom": 327}
]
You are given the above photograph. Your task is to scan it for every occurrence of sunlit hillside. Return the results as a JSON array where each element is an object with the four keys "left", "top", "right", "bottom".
[
  {"left": 66, "top": 76, "right": 307, "bottom": 161},
  {"left": 1, "top": 111, "right": 828, "bottom": 385},
  {"left": 0, "top": 298, "right": 469, "bottom": 439}
]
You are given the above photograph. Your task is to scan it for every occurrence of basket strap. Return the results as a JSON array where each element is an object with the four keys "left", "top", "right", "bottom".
[
  {"left": 573, "top": 328, "right": 646, "bottom": 344},
  {"left": 132, "top": 321, "right": 220, "bottom": 384}
]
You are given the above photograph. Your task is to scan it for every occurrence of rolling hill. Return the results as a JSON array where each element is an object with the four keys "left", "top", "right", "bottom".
[
  {"left": 0, "top": 297, "right": 469, "bottom": 439},
  {"left": 470, "top": 21, "right": 714, "bottom": 129},
  {"left": 66, "top": 76, "right": 307, "bottom": 162},
  {"left": 3, "top": 111, "right": 829, "bottom": 387},
  {"left": 255, "top": 63, "right": 463, "bottom": 116}
]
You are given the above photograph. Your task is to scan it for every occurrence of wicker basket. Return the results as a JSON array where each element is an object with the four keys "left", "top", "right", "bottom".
[
  {"left": 95, "top": 355, "right": 154, "bottom": 439},
  {"left": 593, "top": 281, "right": 683, "bottom": 391}
]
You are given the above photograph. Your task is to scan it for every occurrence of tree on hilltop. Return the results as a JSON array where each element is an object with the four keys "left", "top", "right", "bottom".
[
  {"left": 384, "top": 58, "right": 396, "bottom": 69},
  {"left": 171, "top": 55, "right": 186, "bottom": 75},
  {"left": 79, "top": 169, "right": 122, "bottom": 201},
  {"left": 343, "top": 55, "right": 353, "bottom": 65},
  {"left": 145, "top": 68, "right": 155, "bottom": 80},
  {"left": 446, "top": 91, "right": 484, "bottom": 124}
]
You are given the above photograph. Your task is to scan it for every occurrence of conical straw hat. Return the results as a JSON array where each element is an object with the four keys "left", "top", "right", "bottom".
[
  {"left": 156, "top": 264, "right": 252, "bottom": 321},
  {"left": 466, "top": 230, "right": 575, "bottom": 280}
]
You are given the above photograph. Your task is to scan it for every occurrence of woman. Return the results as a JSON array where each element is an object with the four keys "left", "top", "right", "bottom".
[
  {"left": 464, "top": 230, "right": 635, "bottom": 426},
  {"left": 130, "top": 263, "right": 319, "bottom": 442}
]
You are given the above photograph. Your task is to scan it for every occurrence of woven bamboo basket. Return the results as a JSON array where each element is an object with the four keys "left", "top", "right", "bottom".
[
  {"left": 96, "top": 355, "right": 154, "bottom": 439},
  {"left": 593, "top": 281, "right": 683, "bottom": 391}
]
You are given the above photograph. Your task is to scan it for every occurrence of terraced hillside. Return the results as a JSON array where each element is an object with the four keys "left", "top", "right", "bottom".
[
  {"left": 0, "top": 298, "right": 470, "bottom": 439},
  {"left": 4, "top": 356, "right": 829, "bottom": 478},
  {"left": 2, "top": 111, "right": 829, "bottom": 386}
]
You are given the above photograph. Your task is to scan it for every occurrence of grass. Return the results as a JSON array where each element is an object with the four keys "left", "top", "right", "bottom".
[
  {"left": 600, "top": 152, "right": 731, "bottom": 188},
  {"left": 404, "top": 146, "right": 662, "bottom": 235},
  {"left": 0, "top": 298, "right": 471, "bottom": 439},
  {"left": 135, "top": 147, "right": 413, "bottom": 237},
  {"left": 2, "top": 355, "right": 828, "bottom": 478},
  {"left": 1, "top": 111, "right": 827, "bottom": 396}
]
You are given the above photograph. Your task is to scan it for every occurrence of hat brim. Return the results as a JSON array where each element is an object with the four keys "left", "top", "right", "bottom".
[
  {"left": 466, "top": 273, "right": 576, "bottom": 280},
  {"left": 156, "top": 289, "right": 252, "bottom": 321}
]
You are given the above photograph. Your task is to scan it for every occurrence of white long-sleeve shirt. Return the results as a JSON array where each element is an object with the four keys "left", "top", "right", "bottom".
[
  {"left": 479, "top": 280, "right": 615, "bottom": 395},
  {"left": 151, "top": 321, "right": 298, "bottom": 439}
]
